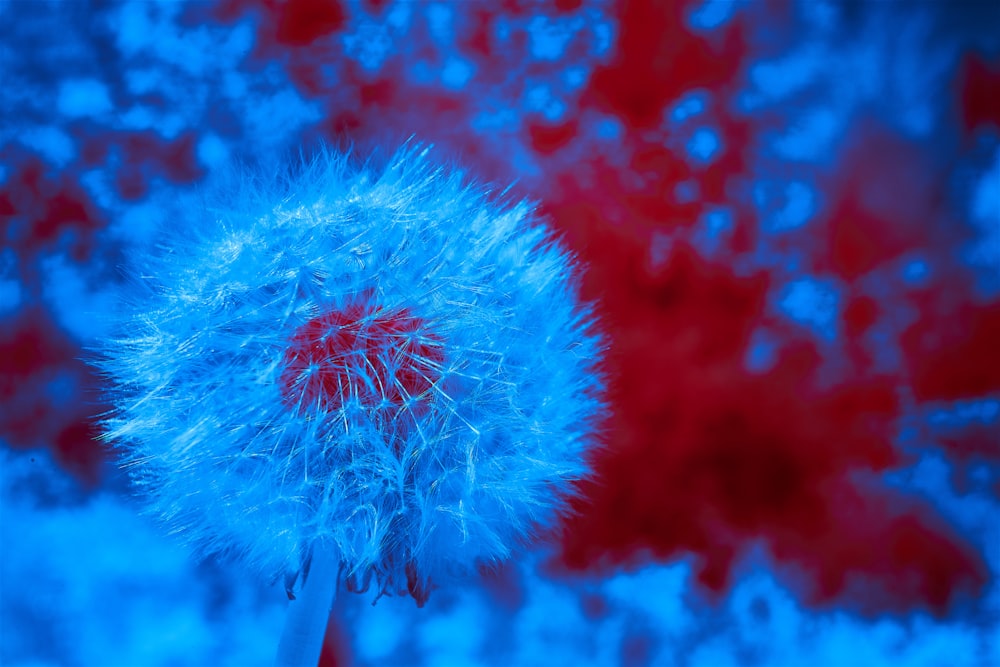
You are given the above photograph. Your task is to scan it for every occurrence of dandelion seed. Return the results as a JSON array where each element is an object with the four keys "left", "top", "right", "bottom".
[{"left": 95, "top": 144, "right": 607, "bottom": 666}]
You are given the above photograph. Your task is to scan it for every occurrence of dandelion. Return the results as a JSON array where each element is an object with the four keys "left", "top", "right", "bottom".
[{"left": 96, "top": 144, "right": 606, "bottom": 665}]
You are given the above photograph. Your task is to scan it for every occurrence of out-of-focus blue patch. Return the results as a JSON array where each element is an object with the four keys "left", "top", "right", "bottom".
[
  {"left": 427, "top": 3, "right": 455, "bottom": 46},
  {"left": 20, "top": 126, "right": 76, "bottom": 166},
  {"left": 356, "top": 596, "right": 408, "bottom": 662},
  {"left": 669, "top": 90, "right": 709, "bottom": 124},
  {"left": 686, "top": 127, "right": 722, "bottom": 165},
  {"left": 523, "top": 83, "right": 566, "bottom": 121},
  {"left": 562, "top": 65, "right": 589, "bottom": 90},
  {"left": 471, "top": 108, "right": 518, "bottom": 135},
  {"left": 504, "top": 142, "right": 544, "bottom": 181},
  {"left": 44, "top": 370, "right": 77, "bottom": 405},
  {"left": 124, "top": 67, "right": 163, "bottom": 95},
  {"left": 591, "top": 17, "right": 614, "bottom": 57},
  {"left": 693, "top": 207, "right": 733, "bottom": 256},
  {"left": 745, "top": 327, "right": 779, "bottom": 373},
  {"left": 197, "top": 133, "right": 229, "bottom": 169},
  {"left": 773, "top": 108, "right": 841, "bottom": 162},
  {"left": 888, "top": 452, "right": 985, "bottom": 525},
  {"left": 595, "top": 115, "right": 624, "bottom": 140},
  {"left": 758, "top": 180, "right": 817, "bottom": 232},
  {"left": 648, "top": 231, "right": 673, "bottom": 270},
  {"left": 686, "top": 0, "right": 743, "bottom": 32},
  {"left": 113, "top": 201, "right": 164, "bottom": 246},
  {"left": 777, "top": 276, "right": 841, "bottom": 342},
  {"left": 603, "top": 563, "right": 694, "bottom": 635},
  {"left": 419, "top": 592, "right": 488, "bottom": 666},
  {"left": 41, "top": 255, "right": 115, "bottom": 341},
  {"left": 343, "top": 22, "right": 393, "bottom": 73},
  {"left": 927, "top": 399, "right": 1000, "bottom": 429},
  {"left": 115, "top": 1, "right": 212, "bottom": 76},
  {"left": 727, "top": 570, "right": 802, "bottom": 658},
  {"left": 225, "top": 22, "right": 256, "bottom": 60},
  {"left": 965, "top": 147, "right": 1000, "bottom": 295},
  {"left": 120, "top": 105, "right": 158, "bottom": 131},
  {"left": 703, "top": 208, "right": 732, "bottom": 238},
  {"left": 800, "top": 0, "right": 841, "bottom": 30},
  {"left": 747, "top": 47, "right": 825, "bottom": 103},
  {"left": 116, "top": 0, "right": 152, "bottom": 55},
  {"left": 57, "top": 79, "right": 112, "bottom": 118},
  {"left": 242, "top": 88, "right": 322, "bottom": 151},
  {"left": 879, "top": 15, "right": 943, "bottom": 139},
  {"left": 222, "top": 69, "right": 249, "bottom": 99},
  {"left": 528, "top": 15, "right": 574, "bottom": 62},
  {"left": 409, "top": 60, "right": 435, "bottom": 85},
  {"left": 972, "top": 150, "right": 999, "bottom": 226},
  {"left": 0, "top": 448, "right": 283, "bottom": 667},
  {"left": 441, "top": 57, "right": 476, "bottom": 90},
  {"left": 513, "top": 574, "right": 594, "bottom": 666},
  {"left": 674, "top": 179, "right": 700, "bottom": 204},
  {"left": 77, "top": 169, "right": 117, "bottom": 212},
  {"left": 0, "top": 277, "right": 22, "bottom": 315},
  {"left": 689, "top": 641, "right": 741, "bottom": 667},
  {"left": 901, "top": 257, "right": 931, "bottom": 285},
  {"left": 728, "top": 562, "right": 998, "bottom": 667}
]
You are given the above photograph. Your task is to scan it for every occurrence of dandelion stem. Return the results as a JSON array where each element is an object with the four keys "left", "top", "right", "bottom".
[{"left": 275, "top": 543, "right": 339, "bottom": 667}]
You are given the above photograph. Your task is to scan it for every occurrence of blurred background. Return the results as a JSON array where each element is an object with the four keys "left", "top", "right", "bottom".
[{"left": 1, "top": 0, "right": 998, "bottom": 665}]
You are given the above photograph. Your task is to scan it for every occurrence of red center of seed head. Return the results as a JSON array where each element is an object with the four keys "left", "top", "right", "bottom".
[{"left": 279, "top": 299, "right": 444, "bottom": 416}]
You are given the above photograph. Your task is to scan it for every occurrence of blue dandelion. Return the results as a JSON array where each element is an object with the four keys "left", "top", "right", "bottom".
[{"left": 96, "top": 144, "right": 606, "bottom": 665}]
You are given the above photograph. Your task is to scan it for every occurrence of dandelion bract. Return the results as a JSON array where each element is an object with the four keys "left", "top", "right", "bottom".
[{"left": 97, "top": 144, "right": 607, "bottom": 605}]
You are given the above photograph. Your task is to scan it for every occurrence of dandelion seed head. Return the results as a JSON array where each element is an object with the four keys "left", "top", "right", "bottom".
[{"left": 96, "top": 144, "right": 607, "bottom": 605}]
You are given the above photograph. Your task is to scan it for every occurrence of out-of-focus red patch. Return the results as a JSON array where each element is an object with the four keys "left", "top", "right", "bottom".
[
  {"left": 902, "top": 298, "right": 1000, "bottom": 401},
  {"left": 843, "top": 295, "right": 879, "bottom": 336},
  {"left": 459, "top": 7, "right": 496, "bottom": 60},
  {"left": 958, "top": 54, "right": 1000, "bottom": 131},
  {"left": 940, "top": 427, "right": 1000, "bottom": 465},
  {"left": 159, "top": 132, "right": 204, "bottom": 183},
  {"left": 478, "top": 561, "right": 525, "bottom": 610},
  {"left": 195, "top": 0, "right": 254, "bottom": 23},
  {"left": 583, "top": 0, "right": 745, "bottom": 128},
  {"left": 772, "top": 487, "right": 989, "bottom": 615},
  {"left": 317, "top": 612, "right": 351, "bottom": 667},
  {"left": 53, "top": 419, "right": 105, "bottom": 488},
  {"left": 546, "top": 214, "right": 982, "bottom": 613},
  {"left": 359, "top": 77, "right": 396, "bottom": 106},
  {"left": 268, "top": 0, "right": 346, "bottom": 47},
  {"left": 305, "top": 63, "right": 488, "bottom": 177},
  {"left": 104, "top": 130, "right": 205, "bottom": 200},
  {"left": 828, "top": 202, "right": 885, "bottom": 280},
  {"left": 279, "top": 297, "right": 444, "bottom": 415},
  {"left": 0, "top": 309, "right": 73, "bottom": 405},
  {"left": 361, "top": 0, "right": 391, "bottom": 15},
  {"left": 116, "top": 170, "right": 148, "bottom": 201},
  {"left": 80, "top": 133, "right": 110, "bottom": 167},
  {"left": 0, "top": 308, "right": 105, "bottom": 485},
  {"left": 580, "top": 591, "right": 609, "bottom": 619},
  {"left": 698, "top": 115, "right": 751, "bottom": 205},
  {"left": 0, "top": 191, "right": 14, "bottom": 217},
  {"left": 544, "top": 155, "right": 698, "bottom": 238},
  {"left": 621, "top": 632, "right": 654, "bottom": 667},
  {"left": 817, "top": 126, "right": 942, "bottom": 281},
  {"left": 209, "top": 0, "right": 347, "bottom": 95},
  {"left": 288, "top": 61, "right": 334, "bottom": 98},
  {"left": 939, "top": 427, "right": 1000, "bottom": 497},
  {"left": 842, "top": 293, "right": 880, "bottom": 370},
  {"left": 0, "top": 158, "right": 103, "bottom": 261},
  {"left": 555, "top": 0, "right": 584, "bottom": 12},
  {"left": 528, "top": 118, "right": 579, "bottom": 155}
]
